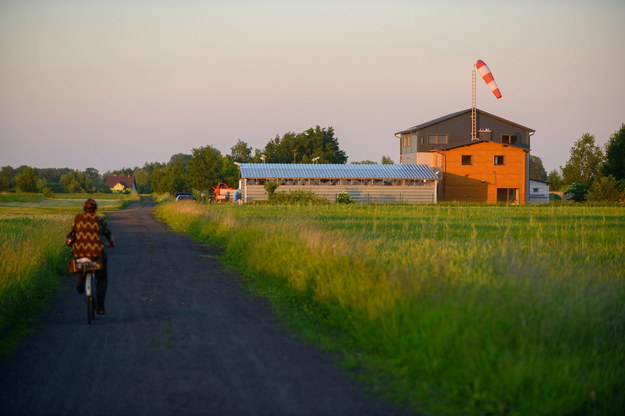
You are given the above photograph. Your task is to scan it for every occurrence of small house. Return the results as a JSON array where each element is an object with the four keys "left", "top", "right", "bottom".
[
  {"left": 105, "top": 175, "right": 137, "bottom": 193},
  {"left": 529, "top": 179, "right": 551, "bottom": 204}
]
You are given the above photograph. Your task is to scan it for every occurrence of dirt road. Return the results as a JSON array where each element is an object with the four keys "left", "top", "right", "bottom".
[{"left": 0, "top": 200, "right": 408, "bottom": 415}]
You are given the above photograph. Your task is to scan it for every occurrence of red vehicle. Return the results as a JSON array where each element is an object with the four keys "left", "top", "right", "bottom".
[{"left": 212, "top": 183, "right": 237, "bottom": 202}]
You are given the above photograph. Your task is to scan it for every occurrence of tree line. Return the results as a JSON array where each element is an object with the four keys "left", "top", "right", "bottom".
[
  {"left": 2, "top": 123, "right": 622, "bottom": 202},
  {"left": 1, "top": 126, "right": 393, "bottom": 195},
  {"left": 546, "top": 124, "right": 625, "bottom": 202}
]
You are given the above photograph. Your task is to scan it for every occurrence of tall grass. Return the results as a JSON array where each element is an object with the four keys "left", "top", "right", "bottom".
[
  {"left": 157, "top": 202, "right": 625, "bottom": 415},
  {"left": 0, "top": 215, "right": 71, "bottom": 358},
  {"left": 0, "top": 195, "right": 129, "bottom": 357}
]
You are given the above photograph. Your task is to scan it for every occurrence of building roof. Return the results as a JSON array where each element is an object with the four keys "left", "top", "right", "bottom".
[
  {"left": 529, "top": 178, "right": 551, "bottom": 185},
  {"left": 395, "top": 108, "right": 535, "bottom": 136},
  {"left": 239, "top": 163, "right": 438, "bottom": 179}
]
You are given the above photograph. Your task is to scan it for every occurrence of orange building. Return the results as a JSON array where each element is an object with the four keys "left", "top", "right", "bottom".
[
  {"left": 431, "top": 141, "right": 528, "bottom": 203},
  {"left": 395, "top": 109, "right": 535, "bottom": 204}
]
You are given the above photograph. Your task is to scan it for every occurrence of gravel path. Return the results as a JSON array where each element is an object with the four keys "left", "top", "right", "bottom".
[{"left": 0, "top": 199, "right": 408, "bottom": 416}]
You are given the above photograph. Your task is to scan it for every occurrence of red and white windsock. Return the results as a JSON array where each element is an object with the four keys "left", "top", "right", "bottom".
[{"left": 475, "top": 59, "right": 502, "bottom": 99}]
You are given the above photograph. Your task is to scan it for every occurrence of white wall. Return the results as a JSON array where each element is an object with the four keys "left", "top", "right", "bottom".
[
  {"left": 529, "top": 179, "right": 550, "bottom": 204},
  {"left": 241, "top": 182, "right": 436, "bottom": 203}
]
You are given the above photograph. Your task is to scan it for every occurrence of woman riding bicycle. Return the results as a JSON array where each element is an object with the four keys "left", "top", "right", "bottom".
[{"left": 68, "top": 199, "right": 115, "bottom": 315}]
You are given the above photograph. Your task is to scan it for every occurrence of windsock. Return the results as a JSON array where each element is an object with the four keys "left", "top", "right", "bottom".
[{"left": 475, "top": 59, "right": 502, "bottom": 99}]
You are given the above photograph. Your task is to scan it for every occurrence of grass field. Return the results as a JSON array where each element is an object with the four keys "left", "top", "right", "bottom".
[
  {"left": 0, "top": 192, "right": 138, "bottom": 216},
  {"left": 156, "top": 202, "right": 625, "bottom": 416},
  {"left": 0, "top": 193, "right": 139, "bottom": 358}
]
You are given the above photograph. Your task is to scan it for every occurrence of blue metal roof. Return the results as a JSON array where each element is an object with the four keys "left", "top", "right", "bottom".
[{"left": 239, "top": 163, "right": 438, "bottom": 179}]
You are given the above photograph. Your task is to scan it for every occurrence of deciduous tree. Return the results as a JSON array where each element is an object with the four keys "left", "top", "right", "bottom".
[
  {"left": 151, "top": 164, "right": 187, "bottom": 195},
  {"left": 381, "top": 156, "right": 395, "bottom": 165},
  {"left": 220, "top": 156, "right": 240, "bottom": 188},
  {"left": 562, "top": 133, "right": 604, "bottom": 187},
  {"left": 262, "top": 126, "right": 347, "bottom": 164},
  {"left": 133, "top": 168, "right": 149, "bottom": 193},
  {"left": 547, "top": 169, "right": 564, "bottom": 192},
  {"left": 1, "top": 166, "right": 16, "bottom": 191},
  {"left": 529, "top": 155, "right": 547, "bottom": 180},
  {"left": 586, "top": 175, "right": 625, "bottom": 202},
  {"left": 150, "top": 166, "right": 166, "bottom": 194},
  {"left": 15, "top": 166, "right": 38, "bottom": 192},
  {"left": 84, "top": 167, "right": 100, "bottom": 183},
  {"left": 60, "top": 170, "right": 90, "bottom": 193},
  {"left": 602, "top": 123, "right": 625, "bottom": 182},
  {"left": 230, "top": 139, "right": 253, "bottom": 163},
  {"left": 187, "top": 145, "right": 223, "bottom": 191}
]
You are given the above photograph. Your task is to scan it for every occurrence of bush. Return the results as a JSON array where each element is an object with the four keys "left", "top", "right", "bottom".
[
  {"left": 336, "top": 191, "right": 355, "bottom": 204},
  {"left": 264, "top": 182, "right": 279, "bottom": 199},
  {"left": 549, "top": 193, "right": 562, "bottom": 201},
  {"left": 43, "top": 182, "right": 67, "bottom": 193},
  {"left": 564, "top": 182, "right": 589, "bottom": 202},
  {"left": 586, "top": 175, "right": 625, "bottom": 202},
  {"left": 270, "top": 190, "right": 330, "bottom": 205}
]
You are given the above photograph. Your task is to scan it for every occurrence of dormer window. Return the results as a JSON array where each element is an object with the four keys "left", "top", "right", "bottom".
[
  {"left": 428, "top": 135, "right": 448, "bottom": 145},
  {"left": 502, "top": 135, "right": 517, "bottom": 144}
]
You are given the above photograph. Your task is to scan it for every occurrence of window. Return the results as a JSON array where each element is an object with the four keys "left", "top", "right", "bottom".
[
  {"left": 494, "top": 155, "right": 505, "bottom": 165},
  {"left": 427, "top": 134, "right": 448, "bottom": 145},
  {"left": 502, "top": 135, "right": 517, "bottom": 144},
  {"left": 533, "top": 188, "right": 539, "bottom": 193},
  {"left": 401, "top": 135, "right": 411, "bottom": 148},
  {"left": 462, "top": 155, "right": 472, "bottom": 165}
]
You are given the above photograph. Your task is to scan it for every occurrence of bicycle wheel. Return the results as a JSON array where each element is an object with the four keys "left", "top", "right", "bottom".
[{"left": 86, "top": 272, "right": 95, "bottom": 324}]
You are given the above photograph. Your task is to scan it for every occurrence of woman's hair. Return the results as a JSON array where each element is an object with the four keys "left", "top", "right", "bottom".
[{"left": 84, "top": 198, "right": 98, "bottom": 213}]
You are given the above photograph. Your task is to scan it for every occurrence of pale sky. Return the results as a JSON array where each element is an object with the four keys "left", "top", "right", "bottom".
[{"left": 1, "top": 0, "right": 624, "bottom": 173}]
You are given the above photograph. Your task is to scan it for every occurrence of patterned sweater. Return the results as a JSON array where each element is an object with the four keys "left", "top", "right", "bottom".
[{"left": 70, "top": 213, "right": 111, "bottom": 259}]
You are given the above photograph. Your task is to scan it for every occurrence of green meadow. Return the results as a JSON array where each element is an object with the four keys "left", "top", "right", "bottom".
[
  {"left": 0, "top": 193, "right": 138, "bottom": 357},
  {"left": 157, "top": 202, "right": 625, "bottom": 416},
  {"left": 0, "top": 192, "right": 136, "bottom": 217}
]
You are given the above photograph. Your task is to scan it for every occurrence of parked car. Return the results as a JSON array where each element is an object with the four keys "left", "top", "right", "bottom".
[{"left": 175, "top": 192, "right": 196, "bottom": 201}]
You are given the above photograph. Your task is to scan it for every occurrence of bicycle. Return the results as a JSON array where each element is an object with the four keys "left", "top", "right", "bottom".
[{"left": 75, "top": 258, "right": 101, "bottom": 324}]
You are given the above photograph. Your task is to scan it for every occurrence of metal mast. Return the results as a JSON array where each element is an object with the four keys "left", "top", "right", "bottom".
[{"left": 471, "top": 68, "right": 477, "bottom": 140}]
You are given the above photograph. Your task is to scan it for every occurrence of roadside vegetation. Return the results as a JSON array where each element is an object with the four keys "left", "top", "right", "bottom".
[
  {"left": 0, "top": 215, "right": 70, "bottom": 358},
  {"left": 156, "top": 201, "right": 625, "bottom": 416},
  {"left": 0, "top": 193, "right": 138, "bottom": 358}
]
